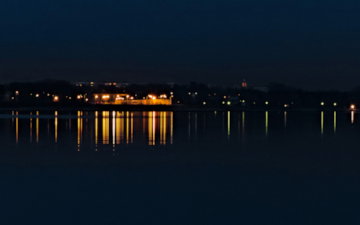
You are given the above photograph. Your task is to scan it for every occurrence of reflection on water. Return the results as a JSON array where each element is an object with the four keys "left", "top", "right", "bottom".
[
  {"left": 321, "top": 111, "right": 324, "bottom": 135},
  {"left": 36, "top": 111, "right": 39, "bottom": 143},
  {"left": 242, "top": 111, "right": 245, "bottom": 135},
  {"left": 333, "top": 111, "right": 337, "bottom": 133},
  {"left": 101, "top": 111, "right": 109, "bottom": 145},
  {"left": 148, "top": 111, "right": 155, "bottom": 146},
  {"left": 351, "top": 111, "right": 355, "bottom": 124},
  {"left": 77, "top": 111, "right": 83, "bottom": 151},
  {"left": 95, "top": 111, "right": 99, "bottom": 150},
  {"left": 265, "top": 111, "right": 269, "bottom": 136},
  {"left": 54, "top": 111, "right": 58, "bottom": 143},
  {"left": 227, "top": 111, "right": 231, "bottom": 137},
  {"left": 15, "top": 111, "right": 19, "bottom": 143},
  {"left": 29, "top": 113, "right": 33, "bottom": 143},
  {"left": 5, "top": 110, "right": 360, "bottom": 151}
]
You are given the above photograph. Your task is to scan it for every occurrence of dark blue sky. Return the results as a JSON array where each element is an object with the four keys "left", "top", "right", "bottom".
[{"left": 0, "top": 0, "right": 360, "bottom": 89}]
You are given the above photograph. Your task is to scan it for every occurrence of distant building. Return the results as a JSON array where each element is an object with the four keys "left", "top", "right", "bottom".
[
  {"left": 241, "top": 80, "right": 248, "bottom": 88},
  {"left": 92, "top": 93, "right": 172, "bottom": 105}
]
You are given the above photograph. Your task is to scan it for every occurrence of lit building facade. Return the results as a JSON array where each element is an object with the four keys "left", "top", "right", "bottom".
[{"left": 92, "top": 93, "right": 172, "bottom": 105}]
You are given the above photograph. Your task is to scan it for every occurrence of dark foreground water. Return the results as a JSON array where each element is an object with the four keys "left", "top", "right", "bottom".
[{"left": 1, "top": 110, "right": 360, "bottom": 224}]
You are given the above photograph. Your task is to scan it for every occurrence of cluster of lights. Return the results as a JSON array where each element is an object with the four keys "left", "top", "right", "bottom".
[
  {"left": 320, "top": 102, "right": 341, "bottom": 107},
  {"left": 104, "top": 82, "right": 117, "bottom": 86},
  {"left": 10, "top": 91, "right": 90, "bottom": 103},
  {"left": 102, "top": 95, "right": 110, "bottom": 100},
  {"left": 188, "top": 92, "right": 198, "bottom": 96},
  {"left": 115, "top": 95, "right": 125, "bottom": 101},
  {"left": 12, "top": 89, "right": 360, "bottom": 111},
  {"left": 147, "top": 94, "right": 157, "bottom": 100}
]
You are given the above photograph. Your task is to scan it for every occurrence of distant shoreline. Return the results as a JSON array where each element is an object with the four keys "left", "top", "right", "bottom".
[{"left": 0, "top": 104, "right": 352, "bottom": 112}]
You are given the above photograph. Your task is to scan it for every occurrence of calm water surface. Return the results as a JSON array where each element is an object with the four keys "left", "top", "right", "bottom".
[
  {"left": 1, "top": 110, "right": 360, "bottom": 224},
  {"left": 2, "top": 110, "right": 357, "bottom": 150}
]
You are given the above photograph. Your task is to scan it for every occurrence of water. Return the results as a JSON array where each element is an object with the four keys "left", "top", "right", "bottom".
[
  {"left": 1, "top": 110, "right": 360, "bottom": 224},
  {"left": 4, "top": 110, "right": 356, "bottom": 150}
]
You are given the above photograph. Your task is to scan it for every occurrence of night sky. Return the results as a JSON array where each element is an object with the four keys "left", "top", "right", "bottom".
[{"left": 1, "top": 0, "right": 360, "bottom": 90}]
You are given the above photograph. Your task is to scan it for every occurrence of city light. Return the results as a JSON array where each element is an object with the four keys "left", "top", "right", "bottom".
[
  {"left": 147, "top": 94, "right": 157, "bottom": 100},
  {"left": 53, "top": 96, "right": 59, "bottom": 102},
  {"left": 115, "top": 95, "right": 125, "bottom": 100},
  {"left": 333, "top": 102, "right": 338, "bottom": 107},
  {"left": 320, "top": 102, "right": 325, "bottom": 106},
  {"left": 350, "top": 104, "right": 356, "bottom": 111}
]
